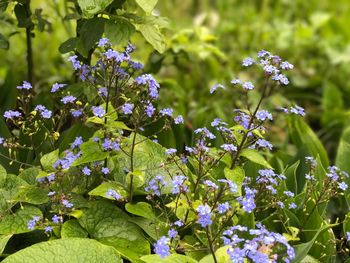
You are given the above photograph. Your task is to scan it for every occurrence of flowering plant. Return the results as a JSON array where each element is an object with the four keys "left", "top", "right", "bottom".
[{"left": 0, "top": 39, "right": 349, "bottom": 263}]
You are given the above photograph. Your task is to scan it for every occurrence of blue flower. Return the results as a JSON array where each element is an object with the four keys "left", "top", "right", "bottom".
[
  {"left": 165, "top": 148, "right": 177, "bottom": 155},
  {"left": 61, "top": 95, "right": 76, "bottom": 104},
  {"left": 338, "top": 182, "right": 348, "bottom": 191},
  {"left": 281, "top": 61, "right": 294, "bottom": 70},
  {"left": 160, "top": 108, "right": 173, "bottom": 117},
  {"left": 101, "top": 167, "right": 110, "bottom": 175},
  {"left": 242, "top": 57, "right": 255, "bottom": 67},
  {"left": 68, "top": 55, "right": 81, "bottom": 70},
  {"left": 45, "top": 226, "right": 53, "bottom": 233},
  {"left": 168, "top": 228, "right": 178, "bottom": 238},
  {"left": 284, "top": 191, "right": 295, "bottom": 198},
  {"left": 174, "top": 115, "right": 184, "bottom": 124},
  {"left": 172, "top": 175, "right": 187, "bottom": 194},
  {"left": 210, "top": 83, "right": 225, "bottom": 94},
  {"left": 121, "top": 103, "right": 134, "bottom": 114},
  {"left": 145, "top": 103, "right": 155, "bottom": 117},
  {"left": 71, "top": 109, "right": 83, "bottom": 117},
  {"left": 221, "top": 144, "right": 237, "bottom": 152},
  {"left": 154, "top": 236, "right": 170, "bottom": 258},
  {"left": 27, "top": 216, "right": 40, "bottom": 230},
  {"left": 217, "top": 202, "right": 231, "bottom": 214},
  {"left": 62, "top": 199, "right": 73, "bottom": 208},
  {"left": 135, "top": 74, "right": 160, "bottom": 99},
  {"left": 92, "top": 106, "right": 106, "bottom": 118},
  {"left": 242, "top": 81, "right": 254, "bottom": 90},
  {"left": 289, "top": 202, "right": 297, "bottom": 209},
  {"left": 106, "top": 189, "right": 122, "bottom": 200},
  {"left": 98, "top": 37, "right": 110, "bottom": 47},
  {"left": 70, "top": 136, "right": 83, "bottom": 149},
  {"left": 256, "top": 110, "right": 273, "bottom": 121},
  {"left": 255, "top": 139, "right": 273, "bottom": 150},
  {"left": 51, "top": 83, "right": 66, "bottom": 93},
  {"left": 237, "top": 187, "right": 256, "bottom": 213},
  {"left": 34, "top": 105, "right": 52, "bottom": 119},
  {"left": 145, "top": 175, "right": 167, "bottom": 196},
  {"left": 82, "top": 166, "right": 91, "bottom": 176},
  {"left": 196, "top": 204, "right": 212, "bottom": 227},
  {"left": 17, "top": 81, "right": 32, "bottom": 90},
  {"left": 4, "top": 110, "right": 22, "bottom": 119},
  {"left": 52, "top": 214, "right": 62, "bottom": 224}
]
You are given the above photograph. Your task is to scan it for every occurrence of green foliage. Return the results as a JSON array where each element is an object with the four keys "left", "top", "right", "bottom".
[{"left": 2, "top": 238, "right": 122, "bottom": 263}]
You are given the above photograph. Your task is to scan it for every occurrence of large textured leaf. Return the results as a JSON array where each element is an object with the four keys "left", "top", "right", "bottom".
[
  {"left": 105, "top": 18, "right": 135, "bottom": 44},
  {"left": 0, "top": 234, "right": 12, "bottom": 254},
  {"left": 0, "top": 206, "right": 42, "bottom": 235},
  {"left": 137, "top": 24, "right": 166, "bottom": 53},
  {"left": 12, "top": 185, "right": 49, "bottom": 204},
  {"left": 73, "top": 141, "right": 108, "bottom": 166},
  {"left": 239, "top": 148, "right": 272, "bottom": 168},
  {"left": 135, "top": 0, "right": 158, "bottom": 13},
  {"left": 2, "top": 238, "right": 122, "bottom": 263},
  {"left": 141, "top": 254, "right": 198, "bottom": 263},
  {"left": 78, "top": 201, "right": 150, "bottom": 262},
  {"left": 61, "top": 219, "right": 88, "bottom": 238},
  {"left": 77, "top": 0, "right": 114, "bottom": 17},
  {"left": 40, "top": 149, "right": 59, "bottom": 171},
  {"left": 125, "top": 202, "right": 156, "bottom": 219}
]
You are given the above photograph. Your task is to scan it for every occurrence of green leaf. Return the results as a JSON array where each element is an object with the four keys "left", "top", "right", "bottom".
[
  {"left": 18, "top": 167, "right": 41, "bottom": 185},
  {"left": 88, "top": 181, "right": 128, "bottom": 199},
  {"left": 78, "top": 201, "right": 150, "bottom": 261},
  {"left": 300, "top": 255, "right": 320, "bottom": 263},
  {"left": 0, "top": 164, "right": 6, "bottom": 187},
  {"left": 293, "top": 223, "right": 337, "bottom": 262},
  {"left": 129, "top": 217, "right": 167, "bottom": 240},
  {"left": 77, "top": 0, "right": 114, "bottom": 17},
  {"left": 125, "top": 202, "right": 156, "bottom": 219},
  {"left": 61, "top": 219, "right": 88, "bottom": 238},
  {"left": 336, "top": 126, "right": 350, "bottom": 199},
  {"left": 79, "top": 18, "right": 105, "bottom": 54},
  {"left": 141, "top": 254, "right": 198, "bottom": 263},
  {"left": 12, "top": 185, "right": 49, "bottom": 204},
  {"left": 199, "top": 246, "right": 231, "bottom": 263},
  {"left": 2, "top": 238, "right": 122, "bottom": 263},
  {"left": 105, "top": 18, "right": 135, "bottom": 44},
  {"left": 14, "top": 3, "right": 32, "bottom": 28},
  {"left": 0, "top": 234, "right": 12, "bottom": 254},
  {"left": 239, "top": 148, "right": 272, "bottom": 168},
  {"left": 59, "top": 37, "right": 79, "bottom": 53},
  {"left": 40, "top": 149, "right": 59, "bottom": 171},
  {"left": 284, "top": 161, "right": 299, "bottom": 193},
  {"left": 135, "top": 0, "right": 158, "bottom": 13},
  {"left": 137, "top": 24, "right": 166, "bottom": 53},
  {"left": 287, "top": 116, "right": 329, "bottom": 168},
  {"left": 0, "top": 33, "right": 9, "bottom": 50},
  {"left": 72, "top": 141, "right": 108, "bottom": 166},
  {"left": 223, "top": 166, "right": 244, "bottom": 196},
  {"left": 0, "top": 206, "right": 42, "bottom": 235}
]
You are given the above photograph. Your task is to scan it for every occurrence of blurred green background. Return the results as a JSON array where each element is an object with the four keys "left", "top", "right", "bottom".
[{"left": 1, "top": 0, "right": 350, "bottom": 162}]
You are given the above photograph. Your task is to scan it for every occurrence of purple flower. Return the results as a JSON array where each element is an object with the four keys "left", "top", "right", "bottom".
[
  {"left": 173, "top": 220, "right": 184, "bottom": 227},
  {"left": 217, "top": 202, "right": 231, "bottom": 214},
  {"left": 71, "top": 136, "right": 83, "bottom": 149},
  {"left": 4, "top": 110, "right": 21, "bottom": 119},
  {"left": 242, "top": 81, "right": 254, "bottom": 90},
  {"left": 92, "top": 106, "right": 106, "bottom": 118},
  {"left": 258, "top": 50, "right": 270, "bottom": 57},
  {"left": 339, "top": 182, "right": 348, "bottom": 191},
  {"left": 242, "top": 57, "right": 255, "bottom": 66},
  {"left": 204, "top": 180, "right": 219, "bottom": 190},
  {"left": 135, "top": 74, "right": 160, "bottom": 99},
  {"left": 160, "top": 108, "right": 173, "bottom": 117},
  {"left": 34, "top": 105, "right": 52, "bottom": 119},
  {"left": 101, "top": 167, "right": 110, "bottom": 175},
  {"left": 0, "top": 137, "right": 4, "bottom": 145},
  {"left": 106, "top": 189, "right": 122, "bottom": 200},
  {"left": 68, "top": 55, "right": 81, "bottom": 70},
  {"left": 48, "top": 191, "right": 55, "bottom": 196},
  {"left": 174, "top": 115, "right": 184, "bottom": 124},
  {"left": 17, "top": 81, "right": 32, "bottom": 90},
  {"left": 256, "top": 110, "right": 272, "bottom": 121},
  {"left": 98, "top": 37, "right": 110, "bottom": 47},
  {"left": 52, "top": 214, "right": 62, "bottom": 224},
  {"left": 165, "top": 148, "right": 177, "bottom": 155},
  {"left": 172, "top": 175, "right": 187, "bottom": 194},
  {"left": 145, "top": 103, "right": 155, "bottom": 117},
  {"left": 62, "top": 199, "right": 73, "bottom": 208},
  {"left": 27, "top": 216, "right": 40, "bottom": 230},
  {"left": 82, "top": 166, "right": 91, "bottom": 176},
  {"left": 104, "top": 49, "right": 128, "bottom": 62},
  {"left": 71, "top": 109, "right": 83, "bottom": 117},
  {"left": 284, "top": 191, "right": 295, "bottom": 198},
  {"left": 51, "top": 83, "right": 66, "bottom": 93},
  {"left": 168, "top": 228, "right": 178, "bottom": 238},
  {"left": 289, "top": 105, "right": 305, "bottom": 116},
  {"left": 154, "top": 236, "right": 170, "bottom": 258},
  {"left": 255, "top": 139, "right": 273, "bottom": 150},
  {"left": 281, "top": 61, "right": 294, "bottom": 70},
  {"left": 61, "top": 95, "right": 76, "bottom": 104},
  {"left": 145, "top": 175, "right": 167, "bottom": 196},
  {"left": 121, "top": 103, "right": 134, "bottom": 114},
  {"left": 210, "top": 83, "right": 225, "bottom": 94},
  {"left": 45, "top": 226, "right": 53, "bottom": 233},
  {"left": 98, "top": 87, "right": 108, "bottom": 97},
  {"left": 289, "top": 203, "right": 297, "bottom": 209},
  {"left": 231, "top": 79, "right": 241, "bottom": 85},
  {"left": 196, "top": 204, "right": 212, "bottom": 227},
  {"left": 237, "top": 187, "right": 256, "bottom": 213},
  {"left": 221, "top": 144, "right": 237, "bottom": 152},
  {"left": 129, "top": 61, "right": 144, "bottom": 70}
]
